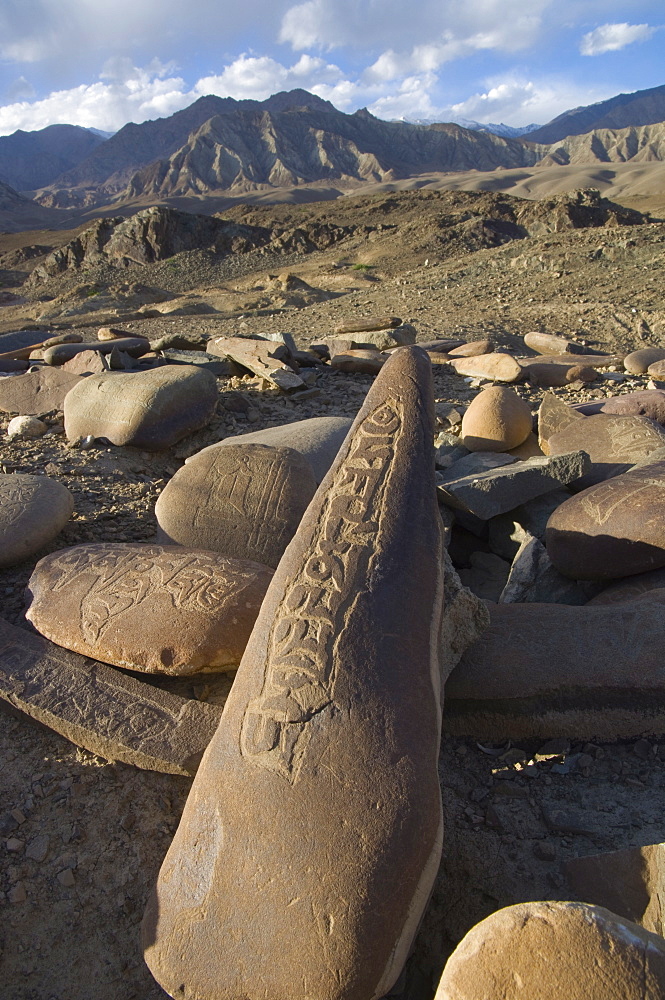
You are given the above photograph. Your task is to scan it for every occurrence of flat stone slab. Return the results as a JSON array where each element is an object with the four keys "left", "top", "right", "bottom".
[
  {"left": 575, "top": 390, "right": 665, "bottom": 425},
  {"left": 26, "top": 543, "right": 273, "bottom": 675},
  {"left": 434, "top": 901, "right": 665, "bottom": 1000},
  {"left": 156, "top": 442, "right": 318, "bottom": 568},
  {"left": 160, "top": 349, "right": 233, "bottom": 375},
  {"left": 329, "top": 323, "right": 416, "bottom": 352},
  {"left": 437, "top": 450, "right": 589, "bottom": 520},
  {"left": 0, "top": 473, "right": 73, "bottom": 568},
  {"left": 207, "top": 336, "right": 304, "bottom": 391},
  {"left": 451, "top": 352, "right": 522, "bottom": 383},
  {"left": 0, "top": 367, "right": 81, "bottom": 415},
  {"left": 197, "top": 415, "right": 352, "bottom": 483},
  {"left": 444, "top": 592, "right": 665, "bottom": 739},
  {"left": 546, "top": 460, "right": 665, "bottom": 580},
  {"left": 334, "top": 315, "right": 402, "bottom": 334},
  {"left": 0, "top": 617, "right": 222, "bottom": 775},
  {"left": 547, "top": 412, "right": 665, "bottom": 489},
  {"left": 565, "top": 844, "right": 665, "bottom": 937},
  {"left": 63, "top": 366, "right": 218, "bottom": 449},
  {"left": 61, "top": 349, "right": 108, "bottom": 376},
  {"left": 143, "top": 347, "right": 445, "bottom": 1000}
]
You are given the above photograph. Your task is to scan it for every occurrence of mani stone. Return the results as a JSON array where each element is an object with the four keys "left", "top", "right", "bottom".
[
  {"left": 0, "top": 367, "right": 81, "bottom": 415},
  {"left": 198, "top": 415, "right": 352, "bottom": 483},
  {"left": 444, "top": 592, "right": 665, "bottom": 740},
  {"left": 588, "top": 568, "right": 665, "bottom": 605},
  {"left": 41, "top": 337, "right": 151, "bottom": 366},
  {"left": 576, "top": 390, "right": 665, "bottom": 425},
  {"left": 538, "top": 392, "right": 585, "bottom": 454},
  {"left": 0, "top": 474, "right": 73, "bottom": 569},
  {"left": 451, "top": 353, "right": 522, "bottom": 383},
  {"left": 26, "top": 544, "right": 273, "bottom": 676},
  {"left": 63, "top": 366, "right": 218, "bottom": 449},
  {"left": 156, "top": 443, "right": 318, "bottom": 568},
  {"left": 565, "top": 843, "right": 665, "bottom": 936},
  {"left": 461, "top": 386, "right": 532, "bottom": 452},
  {"left": 437, "top": 450, "right": 589, "bottom": 521},
  {"left": 434, "top": 901, "right": 665, "bottom": 1000},
  {"left": 143, "top": 346, "right": 445, "bottom": 1000},
  {"left": 523, "top": 331, "right": 589, "bottom": 355},
  {"left": 547, "top": 413, "right": 665, "bottom": 489},
  {"left": 546, "top": 461, "right": 665, "bottom": 580},
  {"left": 0, "top": 616, "right": 222, "bottom": 775},
  {"left": 624, "top": 348, "right": 665, "bottom": 374}
]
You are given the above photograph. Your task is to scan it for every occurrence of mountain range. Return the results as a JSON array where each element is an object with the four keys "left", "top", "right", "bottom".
[{"left": 0, "top": 83, "right": 664, "bottom": 230}]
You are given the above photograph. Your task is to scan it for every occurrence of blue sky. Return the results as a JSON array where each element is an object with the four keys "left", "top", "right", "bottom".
[{"left": 0, "top": 0, "right": 662, "bottom": 135}]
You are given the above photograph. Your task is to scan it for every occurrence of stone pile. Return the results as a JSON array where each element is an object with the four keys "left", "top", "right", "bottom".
[{"left": 5, "top": 319, "right": 665, "bottom": 998}]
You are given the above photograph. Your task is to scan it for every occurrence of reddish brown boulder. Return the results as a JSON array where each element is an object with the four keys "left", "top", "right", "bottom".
[
  {"left": 434, "top": 901, "right": 665, "bottom": 1000},
  {"left": 575, "top": 389, "right": 665, "bottom": 425},
  {"left": 330, "top": 349, "right": 388, "bottom": 374},
  {"left": 524, "top": 331, "right": 589, "bottom": 355},
  {"left": 448, "top": 338, "right": 494, "bottom": 357},
  {"left": 624, "top": 347, "right": 665, "bottom": 374},
  {"left": 445, "top": 592, "right": 665, "bottom": 739},
  {"left": 61, "top": 349, "right": 107, "bottom": 375},
  {"left": 26, "top": 543, "right": 273, "bottom": 675},
  {"left": 143, "top": 347, "right": 444, "bottom": 1000},
  {"left": 546, "top": 461, "right": 665, "bottom": 579},
  {"left": 451, "top": 353, "right": 522, "bottom": 383},
  {"left": 524, "top": 362, "right": 598, "bottom": 387}
]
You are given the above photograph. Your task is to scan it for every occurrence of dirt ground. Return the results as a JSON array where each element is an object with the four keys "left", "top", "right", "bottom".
[{"left": 1, "top": 185, "right": 665, "bottom": 999}]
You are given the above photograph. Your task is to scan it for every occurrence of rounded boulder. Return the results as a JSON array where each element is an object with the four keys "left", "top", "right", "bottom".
[{"left": 462, "top": 386, "right": 533, "bottom": 452}]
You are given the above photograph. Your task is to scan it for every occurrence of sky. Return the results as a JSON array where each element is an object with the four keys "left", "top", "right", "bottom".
[{"left": 0, "top": 0, "right": 663, "bottom": 136}]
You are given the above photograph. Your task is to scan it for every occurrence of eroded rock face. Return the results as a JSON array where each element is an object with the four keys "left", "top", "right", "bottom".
[
  {"left": 0, "top": 474, "right": 73, "bottom": 568},
  {"left": 546, "top": 461, "right": 665, "bottom": 580},
  {"left": 434, "top": 901, "right": 665, "bottom": 1000},
  {"left": 63, "top": 366, "right": 218, "bottom": 449},
  {"left": 143, "top": 346, "right": 445, "bottom": 1000},
  {"left": 26, "top": 544, "right": 273, "bottom": 675},
  {"left": 156, "top": 443, "right": 317, "bottom": 568}
]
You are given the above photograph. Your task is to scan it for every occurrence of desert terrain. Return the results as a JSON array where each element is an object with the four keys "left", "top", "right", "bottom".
[{"left": 1, "top": 178, "right": 665, "bottom": 999}]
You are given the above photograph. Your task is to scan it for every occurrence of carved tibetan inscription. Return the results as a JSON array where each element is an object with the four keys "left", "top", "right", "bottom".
[
  {"left": 240, "top": 400, "right": 402, "bottom": 783},
  {"left": 546, "top": 461, "right": 665, "bottom": 580},
  {"left": 26, "top": 543, "right": 273, "bottom": 675},
  {"left": 143, "top": 345, "right": 446, "bottom": 1000},
  {"left": 0, "top": 473, "right": 74, "bottom": 568}
]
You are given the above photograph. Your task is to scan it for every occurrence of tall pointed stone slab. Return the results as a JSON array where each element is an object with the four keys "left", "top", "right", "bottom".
[{"left": 143, "top": 347, "right": 445, "bottom": 1000}]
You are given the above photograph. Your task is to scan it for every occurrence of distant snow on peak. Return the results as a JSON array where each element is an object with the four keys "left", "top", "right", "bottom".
[{"left": 390, "top": 115, "right": 541, "bottom": 138}]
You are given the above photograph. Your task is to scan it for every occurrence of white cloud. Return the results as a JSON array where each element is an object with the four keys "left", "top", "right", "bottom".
[
  {"left": 580, "top": 22, "right": 656, "bottom": 55},
  {"left": 447, "top": 75, "right": 613, "bottom": 126}
]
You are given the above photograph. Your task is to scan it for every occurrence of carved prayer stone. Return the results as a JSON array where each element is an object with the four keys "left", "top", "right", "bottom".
[
  {"left": 0, "top": 617, "right": 222, "bottom": 775},
  {"left": 143, "top": 346, "right": 445, "bottom": 1000},
  {"left": 0, "top": 367, "right": 81, "bottom": 415},
  {"left": 546, "top": 461, "right": 665, "bottom": 580},
  {"left": 196, "top": 415, "right": 352, "bottom": 483},
  {"left": 25, "top": 543, "right": 273, "bottom": 675},
  {"left": 0, "top": 473, "right": 73, "bottom": 568},
  {"left": 445, "top": 592, "right": 665, "bottom": 739},
  {"left": 156, "top": 443, "right": 317, "bottom": 568},
  {"left": 547, "top": 413, "right": 665, "bottom": 489},
  {"left": 63, "top": 366, "right": 218, "bottom": 449},
  {"left": 434, "top": 901, "right": 665, "bottom": 1000}
]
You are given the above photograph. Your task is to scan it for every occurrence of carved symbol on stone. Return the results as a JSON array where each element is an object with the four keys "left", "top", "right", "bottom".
[
  {"left": 239, "top": 399, "right": 404, "bottom": 784},
  {"left": 45, "top": 545, "right": 255, "bottom": 645}
]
